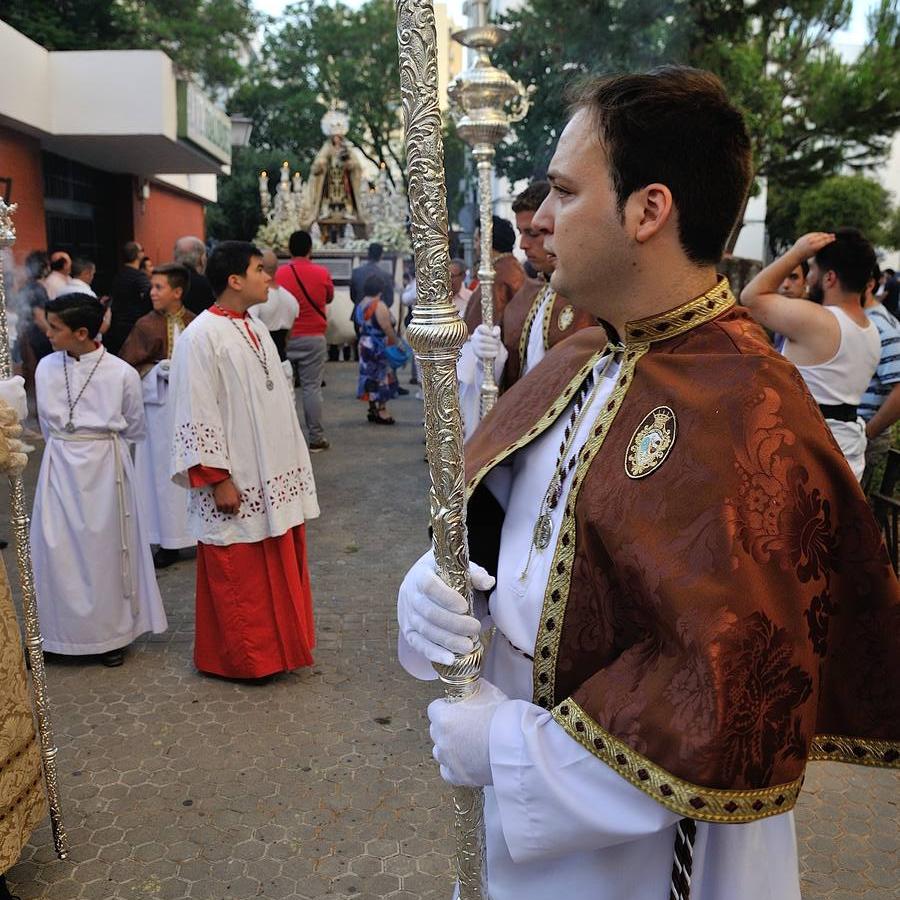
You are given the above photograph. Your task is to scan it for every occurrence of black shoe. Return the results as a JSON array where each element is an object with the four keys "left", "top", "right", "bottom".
[
  {"left": 101, "top": 648, "right": 126, "bottom": 668},
  {"left": 396, "top": 386, "right": 410, "bottom": 396},
  {"left": 409, "top": 378, "right": 420, "bottom": 385},
  {"left": 153, "top": 547, "right": 180, "bottom": 569}
]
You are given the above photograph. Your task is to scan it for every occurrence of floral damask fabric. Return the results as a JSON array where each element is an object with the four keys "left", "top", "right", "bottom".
[{"left": 465, "top": 293, "right": 899, "bottom": 816}]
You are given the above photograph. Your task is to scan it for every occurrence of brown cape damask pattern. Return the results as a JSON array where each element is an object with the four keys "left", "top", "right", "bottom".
[
  {"left": 464, "top": 280, "right": 900, "bottom": 824},
  {"left": 118, "top": 307, "right": 196, "bottom": 374}
]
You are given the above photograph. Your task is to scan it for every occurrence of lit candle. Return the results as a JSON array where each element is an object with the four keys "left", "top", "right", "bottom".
[
  {"left": 259, "top": 170, "right": 268, "bottom": 193},
  {"left": 281, "top": 161, "right": 290, "bottom": 183},
  {"left": 292, "top": 171, "right": 302, "bottom": 193}
]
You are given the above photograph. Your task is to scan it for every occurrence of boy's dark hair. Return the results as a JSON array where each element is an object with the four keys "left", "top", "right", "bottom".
[
  {"left": 71, "top": 258, "right": 95, "bottom": 279},
  {"left": 152, "top": 263, "right": 190, "bottom": 295},
  {"left": 367, "top": 242, "right": 384, "bottom": 261},
  {"left": 288, "top": 231, "right": 313, "bottom": 257},
  {"left": 46, "top": 294, "right": 105, "bottom": 336},
  {"left": 205, "top": 241, "right": 262, "bottom": 297},
  {"left": 491, "top": 215, "right": 517, "bottom": 253},
  {"left": 570, "top": 66, "right": 752, "bottom": 265},
  {"left": 123, "top": 241, "right": 142, "bottom": 264},
  {"left": 512, "top": 181, "right": 551, "bottom": 214},
  {"left": 813, "top": 228, "right": 877, "bottom": 295},
  {"left": 363, "top": 275, "right": 384, "bottom": 297}
]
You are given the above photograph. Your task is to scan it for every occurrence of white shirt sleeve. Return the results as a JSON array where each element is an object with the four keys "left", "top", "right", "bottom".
[
  {"left": 120, "top": 365, "right": 146, "bottom": 444},
  {"left": 490, "top": 699, "right": 682, "bottom": 864}
]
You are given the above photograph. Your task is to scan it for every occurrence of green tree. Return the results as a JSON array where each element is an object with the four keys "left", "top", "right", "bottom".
[
  {"left": 887, "top": 204, "right": 900, "bottom": 250},
  {"left": 1, "top": 0, "right": 257, "bottom": 92},
  {"left": 493, "top": 0, "right": 900, "bottom": 250},
  {"left": 795, "top": 174, "right": 892, "bottom": 242}
]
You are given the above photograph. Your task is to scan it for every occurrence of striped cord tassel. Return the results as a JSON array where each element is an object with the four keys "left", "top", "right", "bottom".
[{"left": 669, "top": 817, "right": 697, "bottom": 900}]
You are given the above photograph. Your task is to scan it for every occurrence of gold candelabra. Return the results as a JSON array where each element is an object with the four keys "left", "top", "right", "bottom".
[
  {"left": 449, "top": 0, "right": 529, "bottom": 418},
  {"left": 0, "top": 199, "right": 69, "bottom": 860},
  {"left": 396, "top": 1, "right": 486, "bottom": 896}
]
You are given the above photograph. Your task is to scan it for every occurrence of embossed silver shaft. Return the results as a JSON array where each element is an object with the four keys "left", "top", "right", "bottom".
[
  {"left": 0, "top": 199, "right": 69, "bottom": 860},
  {"left": 395, "top": 3, "right": 486, "bottom": 897}
]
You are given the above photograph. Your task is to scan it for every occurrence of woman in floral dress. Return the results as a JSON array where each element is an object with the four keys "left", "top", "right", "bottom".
[{"left": 354, "top": 276, "right": 399, "bottom": 424}]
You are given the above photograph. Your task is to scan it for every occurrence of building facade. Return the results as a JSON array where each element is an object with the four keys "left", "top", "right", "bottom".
[{"left": 0, "top": 20, "right": 231, "bottom": 292}]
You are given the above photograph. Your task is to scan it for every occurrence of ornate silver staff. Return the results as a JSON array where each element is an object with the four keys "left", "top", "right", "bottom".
[
  {"left": 0, "top": 199, "right": 69, "bottom": 860},
  {"left": 449, "top": 0, "right": 529, "bottom": 418},
  {"left": 396, "top": 2, "right": 486, "bottom": 896}
]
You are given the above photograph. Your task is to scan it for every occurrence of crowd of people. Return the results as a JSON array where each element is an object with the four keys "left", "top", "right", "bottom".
[{"left": 0, "top": 63, "right": 898, "bottom": 900}]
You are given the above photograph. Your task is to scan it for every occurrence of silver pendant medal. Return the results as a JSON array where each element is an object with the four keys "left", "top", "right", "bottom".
[{"left": 266, "top": 379, "right": 274, "bottom": 391}]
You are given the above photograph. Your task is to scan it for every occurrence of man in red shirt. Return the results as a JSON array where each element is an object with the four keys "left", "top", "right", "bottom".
[{"left": 276, "top": 230, "right": 334, "bottom": 452}]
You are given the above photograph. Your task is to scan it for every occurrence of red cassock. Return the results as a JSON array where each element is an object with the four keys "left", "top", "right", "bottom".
[{"left": 189, "top": 465, "right": 315, "bottom": 678}]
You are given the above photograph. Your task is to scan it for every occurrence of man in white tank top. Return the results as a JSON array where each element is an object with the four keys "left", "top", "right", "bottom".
[{"left": 740, "top": 228, "right": 880, "bottom": 480}]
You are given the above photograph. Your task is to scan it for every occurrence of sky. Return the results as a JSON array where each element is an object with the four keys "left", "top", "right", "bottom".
[{"left": 252, "top": 0, "right": 875, "bottom": 42}]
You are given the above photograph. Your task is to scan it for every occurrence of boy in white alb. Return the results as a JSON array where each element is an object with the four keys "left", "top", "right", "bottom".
[
  {"left": 31, "top": 294, "right": 167, "bottom": 667},
  {"left": 169, "top": 242, "right": 320, "bottom": 680},
  {"left": 119, "top": 264, "right": 197, "bottom": 568}
]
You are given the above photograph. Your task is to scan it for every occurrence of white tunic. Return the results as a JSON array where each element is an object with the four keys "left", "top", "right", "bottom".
[
  {"left": 250, "top": 285, "right": 300, "bottom": 332},
  {"left": 134, "top": 319, "right": 194, "bottom": 548},
  {"left": 401, "top": 351, "right": 800, "bottom": 900},
  {"left": 169, "top": 309, "right": 320, "bottom": 546},
  {"left": 32, "top": 348, "right": 168, "bottom": 654}
]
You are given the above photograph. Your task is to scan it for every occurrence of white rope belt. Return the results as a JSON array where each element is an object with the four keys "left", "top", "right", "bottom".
[{"left": 50, "top": 429, "right": 137, "bottom": 615}]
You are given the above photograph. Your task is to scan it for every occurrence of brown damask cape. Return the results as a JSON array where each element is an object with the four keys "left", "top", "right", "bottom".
[
  {"left": 465, "top": 279, "right": 900, "bottom": 824},
  {"left": 501, "top": 279, "right": 597, "bottom": 389},
  {"left": 119, "top": 307, "right": 196, "bottom": 373},
  {"left": 463, "top": 254, "right": 527, "bottom": 334}
]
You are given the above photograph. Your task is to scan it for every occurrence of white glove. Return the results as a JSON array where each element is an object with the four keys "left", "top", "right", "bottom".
[
  {"left": 157, "top": 360, "right": 171, "bottom": 381},
  {"left": 429, "top": 679, "right": 508, "bottom": 787},
  {"left": 0, "top": 375, "right": 27, "bottom": 421},
  {"left": 397, "top": 549, "right": 495, "bottom": 666},
  {"left": 471, "top": 324, "right": 502, "bottom": 362},
  {"left": 282, "top": 358, "right": 294, "bottom": 386}
]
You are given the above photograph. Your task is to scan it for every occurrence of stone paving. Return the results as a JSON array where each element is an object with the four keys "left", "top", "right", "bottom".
[{"left": 2, "top": 361, "right": 898, "bottom": 899}]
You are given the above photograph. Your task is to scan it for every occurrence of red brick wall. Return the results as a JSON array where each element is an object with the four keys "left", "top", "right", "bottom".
[
  {"left": 0, "top": 125, "right": 47, "bottom": 265},
  {"left": 133, "top": 181, "right": 206, "bottom": 267}
]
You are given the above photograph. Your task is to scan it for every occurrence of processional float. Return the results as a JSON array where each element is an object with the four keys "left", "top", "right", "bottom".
[
  {"left": 395, "top": 1, "right": 525, "bottom": 896},
  {"left": 0, "top": 199, "right": 69, "bottom": 860}
]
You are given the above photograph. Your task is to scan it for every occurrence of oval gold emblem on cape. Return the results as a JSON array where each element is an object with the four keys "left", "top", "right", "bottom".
[
  {"left": 625, "top": 406, "right": 676, "bottom": 479},
  {"left": 557, "top": 304, "right": 575, "bottom": 331}
]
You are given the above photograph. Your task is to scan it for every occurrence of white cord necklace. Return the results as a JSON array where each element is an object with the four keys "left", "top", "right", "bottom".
[{"left": 62, "top": 346, "right": 106, "bottom": 433}]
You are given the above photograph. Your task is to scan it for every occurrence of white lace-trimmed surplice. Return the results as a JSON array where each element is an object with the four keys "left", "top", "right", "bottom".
[
  {"left": 31, "top": 348, "right": 168, "bottom": 654},
  {"left": 169, "top": 309, "right": 319, "bottom": 546}
]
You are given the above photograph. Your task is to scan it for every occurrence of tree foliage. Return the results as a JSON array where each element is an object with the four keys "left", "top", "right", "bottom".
[
  {"left": 493, "top": 0, "right": 900, "bottom": 250},
  {"left": 795, "top": 174, "right": 893, "bottom": 242},
  {"left": 1, "top": 0, "right": 257, "bottom": 92}
]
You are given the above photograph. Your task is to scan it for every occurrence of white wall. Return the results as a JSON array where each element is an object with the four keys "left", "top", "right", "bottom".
[{"left": 0, "top": 20, "right": 51, "bottom": 134}]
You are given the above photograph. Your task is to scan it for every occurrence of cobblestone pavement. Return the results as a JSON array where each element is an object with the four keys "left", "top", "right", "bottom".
[{"left": 3, "top": 361, "right": 898, "bottom": 899}]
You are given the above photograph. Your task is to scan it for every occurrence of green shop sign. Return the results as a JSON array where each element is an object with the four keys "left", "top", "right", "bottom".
[{"left": 177, "top": 81, "right": 232, "bottom": 165}]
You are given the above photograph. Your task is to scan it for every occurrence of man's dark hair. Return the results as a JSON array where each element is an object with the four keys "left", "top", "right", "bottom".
[
  {"left": 25, "top": 251, "right": 49, "bottom": 280},
  {"left": 123, "top": 241, "right": 142, "bottom": 264},
  {"left": 813, "top": 228, "right": 877, "bottom": 294},
  {"left": 205, "top": 241, "right": 262, "bottom": 297},
  {"left": 152, "top": 263, "right": 190, "bottom": 295},
  {"left": 363, "top": 274, "right": 384, "bottom": 297},
  {"left": 512, "top": 181, "right": 551, "bottom": 214},
  {"left": 288, "top": 231, "right": 313, "bottom": 257},
  {"left": 492, "top": 215, "right": 517, "bottom": 253},
  {"left": 799, "top": 259, "right": 810, "bottom": 277},
  {"left": 46, "top": 294, "right": 105, "bottom": 336},
  {"left": 367, "top": 242, "right": 384, "bottom": 261},
  {"left": 570, "top": 66, "right": 752, "bottom": 265},
  {"left": 49, "top": 253, "right": 68, "bottom": 272},
  {"left": 71, "top": 258, "right": 95, "bottom": 279},
  {"left": 886, "top": 269, "right": 896, "bottom": 278}
]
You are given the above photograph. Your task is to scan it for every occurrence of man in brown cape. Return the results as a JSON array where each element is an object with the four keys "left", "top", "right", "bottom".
[{"left": 398, "top": 67, "right": 899, "bottom": 900}]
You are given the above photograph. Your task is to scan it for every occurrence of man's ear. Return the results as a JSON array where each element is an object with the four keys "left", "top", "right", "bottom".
[{"left": 626, "top": 183, "right": 674, "bottom": 244}]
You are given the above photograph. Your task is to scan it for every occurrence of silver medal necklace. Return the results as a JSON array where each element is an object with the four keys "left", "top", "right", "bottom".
[
  {"left": 62, "top": 346, "right": 106, "bottom": 433},
  {"left": 217, "top": 306, "right": 275, "bottom": 390}
]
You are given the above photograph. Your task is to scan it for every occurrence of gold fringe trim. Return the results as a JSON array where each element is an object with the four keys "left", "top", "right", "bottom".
[
  {"left": 518, "top": 283, "right": 552, "bottom": 375},
  {"left": 554, "top": 699, "right": 804, "bottom": 824},
  {"left": 809, "top": 734, "right": 900, "bottom": 768},
  {"left": 625, "top": 277, "right": 735, "bottom": 344},
  {"left": 541, "top": 286, "right": 555, "bottom": 350}
]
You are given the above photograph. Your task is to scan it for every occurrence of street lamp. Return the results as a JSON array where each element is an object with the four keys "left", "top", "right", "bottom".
[{"left": 230, "top": 114, "right": 253, "bottom": 148}]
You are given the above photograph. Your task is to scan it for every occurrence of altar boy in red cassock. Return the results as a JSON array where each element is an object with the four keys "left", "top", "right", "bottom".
[{"left": 169, "top": 241, "right": 320, "bottom": 679}]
